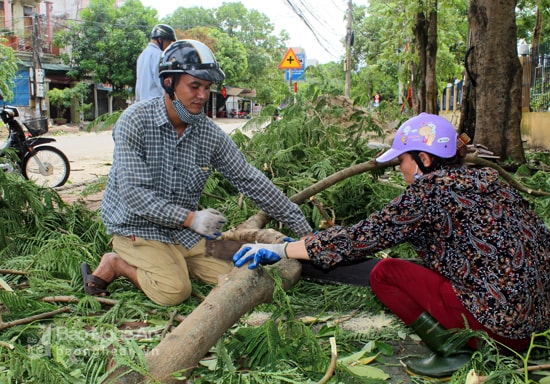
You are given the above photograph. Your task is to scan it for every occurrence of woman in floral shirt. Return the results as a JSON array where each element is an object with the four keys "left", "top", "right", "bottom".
[{"left": 233, "top": 113, "right": 550, "bottom": 380}]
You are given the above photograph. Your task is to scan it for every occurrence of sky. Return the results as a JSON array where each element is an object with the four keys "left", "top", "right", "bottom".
[{"left": 137, "top": 0, "right": 370, "bottom": 65}]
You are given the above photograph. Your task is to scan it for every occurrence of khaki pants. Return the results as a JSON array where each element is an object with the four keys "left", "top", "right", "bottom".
[{"left": 111, "top": 235, "right": 233, "bottom": 306}]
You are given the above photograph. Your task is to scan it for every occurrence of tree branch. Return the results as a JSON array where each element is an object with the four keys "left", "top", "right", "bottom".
[
  {"left": 0, "top": 307, "right": 71, "bottom": 331},
  {"left": 42, "top": 295, "right": 118, "bottom": 306},
  {"left": 233, "top": 159, "right": 397, "bottom": 232},
  {"left": 464, "top": 154, "right": 550, "bottom": 197},
  {"left": 0, "top": 269, "right": 27, "bottom": 275}
]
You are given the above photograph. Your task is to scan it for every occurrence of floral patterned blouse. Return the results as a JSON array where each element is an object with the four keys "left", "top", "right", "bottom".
[{"left": 304, "top": 166, "right": 550, "bottom": 339}]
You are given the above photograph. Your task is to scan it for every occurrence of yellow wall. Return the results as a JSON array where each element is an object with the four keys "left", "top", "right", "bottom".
[
  {"left": 440, "top": 111, "right": 550, "bottom": 150},
  {"left": 521, "top": 112, "right": 550, "bottom": 149}
]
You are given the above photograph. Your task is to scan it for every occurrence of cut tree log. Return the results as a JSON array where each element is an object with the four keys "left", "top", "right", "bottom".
[{"left": 106, "top": 258, "right": 302, "bottom": 384}]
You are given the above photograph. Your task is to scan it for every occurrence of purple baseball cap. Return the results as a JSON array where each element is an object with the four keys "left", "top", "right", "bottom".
[{"left": 376, "top": 113, "right": 458, "bottom": 163}]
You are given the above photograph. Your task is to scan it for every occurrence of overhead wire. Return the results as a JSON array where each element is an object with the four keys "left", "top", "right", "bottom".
[
  {"left": 301, "top": 0, "right": 342, "bottom": 34},
  {"left": 305, "top": 0, "right": 348, "bottom": 56},
  {"left": 283, "top": 0, "right": 344, "bottom": 60}
]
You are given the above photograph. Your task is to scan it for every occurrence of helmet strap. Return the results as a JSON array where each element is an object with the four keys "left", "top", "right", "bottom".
[
  {"left": 154, "top": 37, "right": 167, "bottom": 50},
  {"left": 164, "top": 75, "right": 178, "bottom": 100}
]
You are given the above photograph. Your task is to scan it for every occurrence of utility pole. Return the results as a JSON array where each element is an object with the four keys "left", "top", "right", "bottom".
[
  {"left": 344, "top": 0, "right": 353, "bottom": 98},
  {"left": 31, "top": 14, "right": 44, "bottom": 117}
]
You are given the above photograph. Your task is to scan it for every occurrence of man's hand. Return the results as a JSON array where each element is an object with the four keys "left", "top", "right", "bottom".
[
  {"left": 190, "top": 209, "right": 226, "bottom": 239},
  {"left": 233, "top": 243, "right": 288, "bottom": 269}
]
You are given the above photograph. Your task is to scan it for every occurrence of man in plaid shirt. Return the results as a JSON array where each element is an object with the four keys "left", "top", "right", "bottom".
[{"left": 81, "top": 40, "right": 312, "bottom": 305}]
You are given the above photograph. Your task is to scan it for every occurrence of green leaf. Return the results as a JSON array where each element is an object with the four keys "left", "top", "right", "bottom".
[
  {"left": 338, "top": 349, "right": 368, "bottom": 364},
  {"left": 375, "top": 340, "right": 394, "bottom": 356},
  {"left": 342, "top": 363, "right": 391, "bottom": 380},
  {"left": 199, "top": 358, "right": 218, "bottom": 371}
]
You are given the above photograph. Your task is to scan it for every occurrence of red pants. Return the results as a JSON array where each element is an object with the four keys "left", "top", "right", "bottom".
[{"left": 369, "top": 258, "right": 530, "bottom": 352}]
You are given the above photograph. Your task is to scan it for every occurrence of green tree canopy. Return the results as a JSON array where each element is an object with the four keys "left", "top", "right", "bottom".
[
  {"left": 0, "top": 42, "right": 17, "bottom": 101},
  {"left": 516, "top": 0, "right": 550, "bottom": 43},
  {"left": 163, "top": 6, "right": 218, "bottom": 31},
  {"left": 350, "top": 1, "right": 467, "bottom": 104},
  {"left": 177, "top": 26, "right": 248, "bottom": 85},
  {"left": 163, "top": 2, "right": 290, "bottom": 104},
  {"left": 54, "top": 0, "right": 157, "bottom": 98}
]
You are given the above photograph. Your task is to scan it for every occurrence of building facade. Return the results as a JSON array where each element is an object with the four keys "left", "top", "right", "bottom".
[{"left": 1, "top": 0, "right": 124, "bottom": 121}]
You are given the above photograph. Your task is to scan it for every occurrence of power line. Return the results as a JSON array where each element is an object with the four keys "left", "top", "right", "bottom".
[{"left": 283, "top": 0, "right": 344, "bottom": 59}]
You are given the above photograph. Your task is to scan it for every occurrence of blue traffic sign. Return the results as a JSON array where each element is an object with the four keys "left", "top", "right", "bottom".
[{"left": 285, "top": 53, "right": 306, "bottom": 81}]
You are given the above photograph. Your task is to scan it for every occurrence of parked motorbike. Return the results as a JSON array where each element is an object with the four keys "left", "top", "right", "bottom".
[{"left": 0, "top": 91, "right": 70, "bottom": 188}]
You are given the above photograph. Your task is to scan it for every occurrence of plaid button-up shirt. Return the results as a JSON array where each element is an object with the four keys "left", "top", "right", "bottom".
[{"left": 102, "top": 97, "right": 311, "bottom": 248}]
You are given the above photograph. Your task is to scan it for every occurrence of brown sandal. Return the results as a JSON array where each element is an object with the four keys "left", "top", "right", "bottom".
[{"left": 81, "top": 262, "right": 110, "bottom": 296}]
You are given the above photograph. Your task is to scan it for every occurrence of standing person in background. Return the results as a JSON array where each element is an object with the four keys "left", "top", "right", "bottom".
[
  {"left": 81, "top": 39, "right": 312, "bottom": 307},
  {"left": 373, "top": 92, "right": 381, "bottom": 107},
  {"left": 135, "top": 24, "right": 176, "bottom": 102},
  {"left": 233, "top": 113, "right": 550, "bottom": 381}
]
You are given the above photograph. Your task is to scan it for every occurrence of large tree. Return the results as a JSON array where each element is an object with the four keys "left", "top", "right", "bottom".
[
  {"left": 351, "top": 1, "right": 466, "bottom": 107},
  {"left": 163, "top": 3, "right": 289, "bottom": 104},
  {"left": 162, "top": 6, "right": 218, "bottom": 31},
  {"left": 177, "top": 26, "right": 248, "bottom": 85},
  {"left": 54, "top": 0, "right": 157, "bottom": 99},
  {"left": 412, "top": 0, "right": 439, "bottom": 114},
  {"left": 463, "top": 0, "right": 525, "bottom": 162}
]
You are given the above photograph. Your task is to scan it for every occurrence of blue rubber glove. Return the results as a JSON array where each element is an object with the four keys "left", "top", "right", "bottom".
[{"left": 233, "top": 243, "right": 288, "bottom": 269}]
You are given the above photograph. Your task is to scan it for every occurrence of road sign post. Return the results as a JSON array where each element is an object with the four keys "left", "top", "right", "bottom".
[{"left": 279, "top": 48, "right": 303, "bottom": 104}]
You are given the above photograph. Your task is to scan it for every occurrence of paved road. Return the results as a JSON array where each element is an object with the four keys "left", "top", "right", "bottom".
[{"left": 53, "top": 118, "right": 248, "bottom": 186}]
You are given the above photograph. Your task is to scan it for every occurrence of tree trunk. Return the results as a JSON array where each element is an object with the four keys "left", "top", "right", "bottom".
[
  {"left": 413, "top": 8, "right": 428, "bottom": 114},
  {"left": 413, "top": 0, "right": 438, "bottom": 114},
  {"left": 107, "top": 260, "right": 302, "bottom": 383},
  {"left": 467, "top": 0, "right": 525, "bottom": 163},
  {"left": 425, "top": 2, "right": 438, "bottom": 114},
  {"left": 459, "top": 45, "right": 478, "bottom": 139},
  {"left": 531, "top": 0, "right": 543, "bottom": 50}
]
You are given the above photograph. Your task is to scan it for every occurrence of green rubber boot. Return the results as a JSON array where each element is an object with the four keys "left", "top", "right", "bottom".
[{"left": 403, "top": 312, "right": 473, "bottom": 380}]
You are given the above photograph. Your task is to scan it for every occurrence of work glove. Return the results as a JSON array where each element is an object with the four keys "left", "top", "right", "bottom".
[
  {"left": 189, "top": 208, "right": 226, "bottom": 239},
  {"left": 233, "top": 243, "right": 288, "bottom": 270}
]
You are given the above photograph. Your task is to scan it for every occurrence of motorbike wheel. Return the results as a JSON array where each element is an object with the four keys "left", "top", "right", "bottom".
[{"left": 21, "top": 145, "right": 70, "bottom": 188}]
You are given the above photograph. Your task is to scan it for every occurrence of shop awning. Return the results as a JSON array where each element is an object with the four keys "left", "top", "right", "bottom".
[{"left": 224, "top": 86, "right": 256, "bottom": 98}]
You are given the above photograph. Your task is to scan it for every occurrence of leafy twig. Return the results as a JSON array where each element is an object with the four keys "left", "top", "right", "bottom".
[
  {"left": 0, "top": 341, "right": 14, "bottom": 350},
  {"left": 310, "top": 196, "right": 335, "bottom": 228},
  {"left": 334, "top": 309, "right": 361, "bottom": 324}
]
